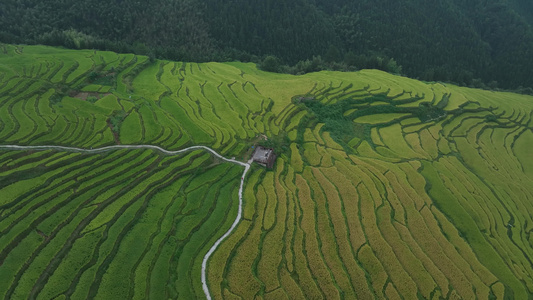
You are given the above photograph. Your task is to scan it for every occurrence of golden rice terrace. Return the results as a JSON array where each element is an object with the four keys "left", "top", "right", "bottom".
[{"left": 0, "top": 44, "right": 532, "bottom": 299}]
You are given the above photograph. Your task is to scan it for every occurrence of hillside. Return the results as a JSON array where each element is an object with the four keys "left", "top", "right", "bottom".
[
  {"left": 1, "top": 0, "right": 533, "bottom": 90},
  {"left": 508, "top": 0, "right": 533, "bottom": 25},
  {"left": 0, "top": 45, "right": 533, "bottom": 299}
]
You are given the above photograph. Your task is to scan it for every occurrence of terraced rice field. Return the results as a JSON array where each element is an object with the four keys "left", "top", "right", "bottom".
[
  {"left": 0, "top": 146, "right": 243, "bottom": 299},
  {"left": 1, "top": 44, "right": 533, "bottom": 299}
]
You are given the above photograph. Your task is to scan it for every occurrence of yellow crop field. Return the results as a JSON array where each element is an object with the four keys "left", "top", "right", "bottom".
[
  {"left": 290, "top": 143, "right": 304, "bottom": 172},
  {"left": 1, "top": 45, "right": 532, "bottom": 299},
  {"left": 295, "top": 174, "right": 340, "bottom": 298},
  {"left": 308, "top": 168, "right": 357, "bottom": 299},
  {"left": 379, "top": 123, "right": 423, "bottom": 159},
  {"left": 302, "top": 142, "right": 321, "bottom": 166},
  {"left": 257, "top": 163, "right": 288, "bottom": 293},
  {"left": 357, "top": 244, "right": 388, "bottom": 298},
  {"left": 404, "top": 132, "right": 431, "bottom": 159}
]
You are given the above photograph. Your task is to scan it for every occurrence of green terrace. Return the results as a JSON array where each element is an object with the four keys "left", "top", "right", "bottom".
[{"left": 0, "top": 44, "right": 532, "bottom": 299}]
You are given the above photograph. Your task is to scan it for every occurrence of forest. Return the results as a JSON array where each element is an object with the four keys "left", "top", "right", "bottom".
[{"left": 0, "top": 0, "right": 532, "bottom": 90}]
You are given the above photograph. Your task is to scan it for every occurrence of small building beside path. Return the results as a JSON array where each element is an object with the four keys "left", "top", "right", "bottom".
[{"left": 251, "top": 146, "right": 276, "bottom": 169}]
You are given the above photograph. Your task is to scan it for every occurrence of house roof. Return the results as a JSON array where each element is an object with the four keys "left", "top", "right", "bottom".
[
  {"left": 252, "top": 147, "right": 273, "bottom": 164},
  {"left": 252, "top": 146, "right": 276, "bottom": 168}
]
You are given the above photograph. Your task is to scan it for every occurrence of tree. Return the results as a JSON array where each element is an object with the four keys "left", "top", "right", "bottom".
[
  {"left": 385, "top": 58, "right": 402, "bottom": 74},
  {"left": 344, "top": 51, "right": 357, "bottom": 67},
  {"left": 325, "top": 45, "right": 341, "bottom": 63},
  {"left": 260, "top": 55, "right": 281, "bottom": 72}
]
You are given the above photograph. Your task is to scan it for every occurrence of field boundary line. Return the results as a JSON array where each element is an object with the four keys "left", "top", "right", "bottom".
[{"left": 0, "top": 144, "right": 251, "bottom": 300}]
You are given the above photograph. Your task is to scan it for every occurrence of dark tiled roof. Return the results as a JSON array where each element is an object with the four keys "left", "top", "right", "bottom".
[{"left": 252, "top": 146, "right": 276, "bottom": 168}]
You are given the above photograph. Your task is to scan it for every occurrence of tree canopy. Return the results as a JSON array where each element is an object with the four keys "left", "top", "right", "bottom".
[{"left": 0, "top": 0, "right": 532, "bottom": 90}]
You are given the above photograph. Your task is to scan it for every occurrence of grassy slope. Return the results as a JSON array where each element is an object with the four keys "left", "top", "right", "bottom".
[{"left": 1, "top": 45, "right": 533, "bottom": 299}]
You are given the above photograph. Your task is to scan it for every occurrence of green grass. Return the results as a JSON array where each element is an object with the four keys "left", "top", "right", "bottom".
[
  {"left": 119, "top": 110, "right": 143, "bottom": 144},
  {"left": 131, "top": 62, "right": 168, "bottom": 101},
  {"left": 6, "top": 100, "right": 35, "bottom": 142},
  {"left": 514, "top": 129, "right": 533, "bottom": 178},
  {"left": 138, "top": 105, "right": 162, "bottom": 142},
  {"left": 0, "top": 148, "right": 243, "bottom": 299},
  {"left": 66, "top": 56, "right": 93, "bottom": 83},
  {"left": 421, "top": 161, "right": 527, "bottom": 299},
  {"left": 159, "top": 96, "right": 211, "bottom": 144}
]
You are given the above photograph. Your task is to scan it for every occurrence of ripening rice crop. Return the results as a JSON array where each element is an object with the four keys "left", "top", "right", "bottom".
[{"left": 1, "top": 44, "right": 533, "bottom": 299}]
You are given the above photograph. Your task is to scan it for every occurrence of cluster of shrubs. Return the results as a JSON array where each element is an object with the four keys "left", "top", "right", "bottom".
[{"left": 259, "top": 52, "right": 402, "bottom": 76}]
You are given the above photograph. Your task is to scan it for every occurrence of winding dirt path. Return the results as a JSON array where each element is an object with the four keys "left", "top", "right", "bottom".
[{"left": 0, "top": 144, "right": 250, "bottom": 300}]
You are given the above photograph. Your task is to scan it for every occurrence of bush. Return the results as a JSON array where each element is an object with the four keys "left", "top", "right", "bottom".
[
  {"left": 88, "top": 72, "right": 99, "bottom": 82},
  {"left": 258, "top": 132, "right": 291, "bottom": 155},
  {"left": 109, "top": 110, "right": 127, "bottom": 132},
  {"left": 87, "top": 96, "right": 98, "bottom": 103},
  {"left": 259, "top": 55, "right": 281, "bottom": 72}
]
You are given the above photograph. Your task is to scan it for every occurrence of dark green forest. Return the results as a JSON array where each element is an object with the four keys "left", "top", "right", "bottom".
[{"left": 1, "top": 0, "right": 532, "bottom": 90}]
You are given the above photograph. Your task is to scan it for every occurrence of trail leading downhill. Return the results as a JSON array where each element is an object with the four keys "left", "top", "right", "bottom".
[{"left": 0, "top": 144, "right": 251, "bottom": 300}]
